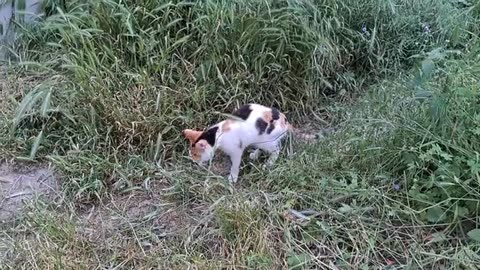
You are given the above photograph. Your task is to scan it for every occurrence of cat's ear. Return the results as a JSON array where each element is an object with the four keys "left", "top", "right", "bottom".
[
  {"left": 182, "top": 129, "right": 202, "bottom": 143},
  {"left": 197, "top": 140, "right": 207, "bottom": 149}
]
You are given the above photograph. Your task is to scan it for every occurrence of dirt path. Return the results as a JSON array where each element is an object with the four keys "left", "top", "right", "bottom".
[{"left": 0, "top": 162, "right": 58, "bottom": 221}]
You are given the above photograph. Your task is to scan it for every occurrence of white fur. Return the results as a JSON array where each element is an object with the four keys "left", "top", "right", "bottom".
[{"left": 211, "top": 104, "right": 289, "bottom": 183}]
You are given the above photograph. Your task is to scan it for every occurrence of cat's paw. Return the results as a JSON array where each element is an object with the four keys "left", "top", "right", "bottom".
[
  {"left": 228, "top": 174, "right": 238, "bottom": 184},
  {"left": 249, "top": 150, "right": 260, "bottom": 161}
]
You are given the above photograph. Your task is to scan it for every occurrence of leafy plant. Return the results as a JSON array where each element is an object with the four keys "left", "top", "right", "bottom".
[{"left": 380, "top": 46, "right": 480, "bottom": 224}]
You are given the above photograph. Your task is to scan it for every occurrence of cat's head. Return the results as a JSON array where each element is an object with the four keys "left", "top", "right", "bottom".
[{"left": 182, "top": 128, "right": 216, "bottom": 165}]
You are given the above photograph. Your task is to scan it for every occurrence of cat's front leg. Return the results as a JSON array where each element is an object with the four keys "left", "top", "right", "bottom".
[{"left": 227, "top": 151, "right": 242, "bottom": 183}]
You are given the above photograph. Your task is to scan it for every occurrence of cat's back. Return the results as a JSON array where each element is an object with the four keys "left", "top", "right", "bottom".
[
  {"left": 230, "top": 103, "right": 288, "bottom": 135},
  {"left": 231, "top": 103, "right": 273, "bottom": 123}
]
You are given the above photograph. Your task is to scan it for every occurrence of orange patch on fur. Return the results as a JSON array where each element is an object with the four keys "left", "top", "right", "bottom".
[
  {"left": 182, "top": 129, "right": 202, "bottom": 144},
  {"left": 262, "top": 111, "right": 273, "bottom": 123},
  {"left": 222, "top": 119, "right": 234, "bottom": 132}
]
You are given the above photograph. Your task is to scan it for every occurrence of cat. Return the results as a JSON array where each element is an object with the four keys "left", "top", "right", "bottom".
[{"left": 182, "top": 103, "right": 318, "bottom": 183}]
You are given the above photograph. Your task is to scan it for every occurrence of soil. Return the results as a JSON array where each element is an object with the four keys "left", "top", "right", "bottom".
[{"left": 0, "top": 161, "right": 58, "bottom": 221}]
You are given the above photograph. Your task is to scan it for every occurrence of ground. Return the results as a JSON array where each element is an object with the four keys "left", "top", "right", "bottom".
[
  {"left": 1, "top": 10, "right": 480, "bottom": 265},
  {"left": 0, "top": 161, "right": 57, "bottom": 221},
  {"left": 0, "top": 123, "right": 340, "bottom": 269}
]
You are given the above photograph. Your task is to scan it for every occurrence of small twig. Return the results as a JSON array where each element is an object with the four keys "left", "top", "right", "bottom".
[
  {"left": 299, "top": 209, "right": 322, "bottom": 217},
  {"left": 289, "top": 209, "right": 311, "bottom": 221},
  {"left": 87, "top": 205, "right": 96, "bottom": 220},
  {"left": 0, "top": 175, "right": 22, "bottom": 208},
  {"left": 0, "top": 176, "right": 12, "bottom": 183},
  {"left": 5, "top": 191, "right": 33, "bottom": 200}
]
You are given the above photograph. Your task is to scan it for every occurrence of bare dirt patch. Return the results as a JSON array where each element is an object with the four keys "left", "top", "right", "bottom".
[
  {"left": 0, "top": 162, "right": 58, "bottom": 221},
  {"left": 79, "top": 187, "right": 186, "bottom": 242}
]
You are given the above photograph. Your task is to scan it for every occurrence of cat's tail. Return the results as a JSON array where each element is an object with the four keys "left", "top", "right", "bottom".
[
  {"left": 283, "top": 115, "right": 334, "bottom": 141},
  {"left": 286, "top": 123, "right": 319, "bottom": 141}
]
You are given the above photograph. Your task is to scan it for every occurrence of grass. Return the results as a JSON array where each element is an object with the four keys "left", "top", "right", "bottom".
[{"left": 1, "top": 0, "right": 480, "bottom": 269}]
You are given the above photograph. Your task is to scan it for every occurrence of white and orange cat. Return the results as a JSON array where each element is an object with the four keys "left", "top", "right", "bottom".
[{"left": 182, "top": 104, "right": 316, "bottom": 183}]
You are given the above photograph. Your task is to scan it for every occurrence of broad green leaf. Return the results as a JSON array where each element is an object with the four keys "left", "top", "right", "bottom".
[
  {"left": 467, "top": 229, "right": 480, "bottom": 242},
  {"left": 338, "top": 204, "right": 353, "bottom": 214},
  {"left": 427, "top": 207, "right": 446, "bottom": 223},
  {"left": 414, "top": 90, "right": 432, "bottom": 100},
  {"left": 287, "top": 253, "right": 310, "bottom": 270},
  {"left": 456, "top": 206, "right": 469, "bottom": 218},
  {"left": 29, "top": 130, "right": 44, "bottom": 160},
  {"left": 421, "top": 58, "right": 435, "bottom": 79},
  {"left": 41, "top": 89, "right": 52, "bottom": 117},
  {"left": 428, "top": 232, "right": 447, "bottom": 243}
]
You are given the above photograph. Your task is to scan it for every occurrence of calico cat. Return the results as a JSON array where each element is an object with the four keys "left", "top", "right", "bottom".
[{"left": 182, "top": 103, "right": 316, "bottom": 183}]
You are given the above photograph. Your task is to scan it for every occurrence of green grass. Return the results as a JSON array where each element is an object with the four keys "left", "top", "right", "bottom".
[{"left": 1, "top": 0, "right": 480, "bottom": 269}]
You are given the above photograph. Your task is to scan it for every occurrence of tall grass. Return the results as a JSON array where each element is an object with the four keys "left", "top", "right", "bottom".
[
  {"left": 0, "top": 0, "right": 476, "bottom": 199},
  {"left": 0, "top": 0, "right": 475, "bottom": 207},
  {"left": 383, "top": 47, "right": 480, "bottom": 225},
  {"left": 6, "top": 0, "right": 476, "bottom": 149}
]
